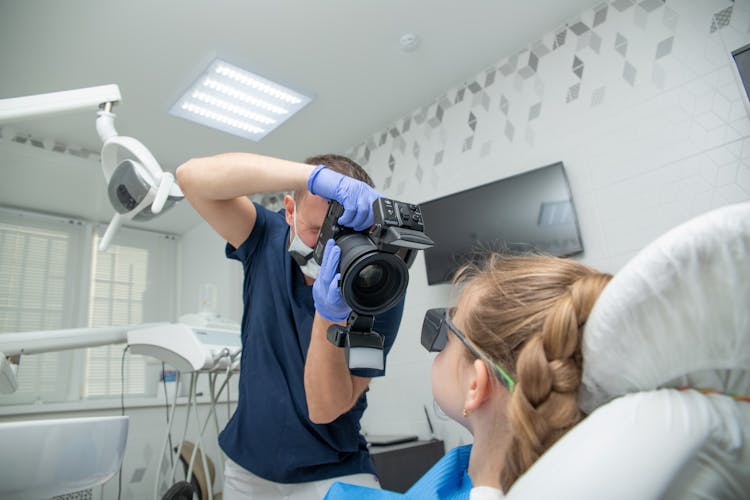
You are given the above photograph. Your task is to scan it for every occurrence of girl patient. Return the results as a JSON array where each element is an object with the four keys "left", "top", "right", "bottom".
[{"left": 326, "top": 252, "right": 612, "bottom": 499}]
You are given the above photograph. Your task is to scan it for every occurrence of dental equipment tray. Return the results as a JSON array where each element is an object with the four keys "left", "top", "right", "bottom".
[{"left": 127, "top": 323, "right": 241, "bottom": 372}]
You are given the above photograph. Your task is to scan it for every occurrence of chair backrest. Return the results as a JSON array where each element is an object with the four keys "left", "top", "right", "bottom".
[
  {"left": 507, "top": 202, "right": 750, "bottom": 499},
  {"left": 580, "top": 202, "right": 750, "bottom": 411}
]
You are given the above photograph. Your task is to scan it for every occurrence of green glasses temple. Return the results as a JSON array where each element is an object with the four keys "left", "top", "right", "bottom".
[{"left": 444, "top": 313, "right": 516, "bottom": 393}]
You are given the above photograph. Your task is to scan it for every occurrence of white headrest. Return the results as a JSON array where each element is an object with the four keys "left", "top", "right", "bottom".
[
  {"left": 579, "top": 202, "right": 750, "bottom": 413},
  {"left": 507, "top": 389, "right": 750, "bottom": 499}
]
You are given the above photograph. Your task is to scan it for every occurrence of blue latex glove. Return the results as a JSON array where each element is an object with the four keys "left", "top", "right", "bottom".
[
  {"left": 308, "top": 165, "right": 382, "bottom": 231},
  {"left": 313, "top": 239, "right": 352, "bottom": 322}
]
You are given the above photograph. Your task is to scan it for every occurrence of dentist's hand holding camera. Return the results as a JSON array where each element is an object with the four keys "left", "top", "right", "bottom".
[
  {"left": 307, "top": 164, "right": 380, "bottom": 322},
  {"left": 313, "top": 238, "right": 350, "bottom": 322},
  {"left": 307, "top": 164, "right": 382, "bottom": 231}
]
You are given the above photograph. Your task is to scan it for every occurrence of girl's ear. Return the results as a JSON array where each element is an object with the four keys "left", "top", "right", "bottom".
[
  {"left": 284, "top": 194, "right": 295, "bottom": 226},
  {"left": 464, "top": 358, "right": 492, "bottom": 413}
]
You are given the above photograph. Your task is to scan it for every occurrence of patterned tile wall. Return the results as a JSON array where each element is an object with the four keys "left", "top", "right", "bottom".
[{"left": 353, "top": 0, "right": 750, "bottom": 451}]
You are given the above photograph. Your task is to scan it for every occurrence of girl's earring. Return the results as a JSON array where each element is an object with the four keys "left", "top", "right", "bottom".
[{"left": 462, "top": 408, "right": 471, "bottom": 417}]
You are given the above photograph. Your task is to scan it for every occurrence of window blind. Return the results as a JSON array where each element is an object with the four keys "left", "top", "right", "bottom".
[
  {"left": 0, "top": 209, "right": 83, "bottom": 404},
  {"left": 84, "top": 226, "right": 177, "bottom": 398},
  {"left": 0, "top": 207, "right": 178, "bottom": 405}
]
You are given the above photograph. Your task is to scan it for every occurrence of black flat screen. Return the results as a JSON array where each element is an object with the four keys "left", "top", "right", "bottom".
[
  {"left": 421, "top": 162, "right": 584, "bottom": 285},
  {"left": 732, "top": 42, "right": 750, "bottom": 102}
]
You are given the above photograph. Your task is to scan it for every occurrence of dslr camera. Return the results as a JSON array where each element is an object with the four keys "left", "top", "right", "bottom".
[{"left": 313, "top": 198, "right": 434, "bottom": 370}]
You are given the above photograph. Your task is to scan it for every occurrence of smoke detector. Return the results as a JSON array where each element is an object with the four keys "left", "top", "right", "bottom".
[{"left": 399, "top": 33, "right": 420, "bottom": 52}]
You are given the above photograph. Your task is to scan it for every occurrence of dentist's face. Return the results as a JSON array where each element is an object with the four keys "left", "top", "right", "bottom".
[{"left": 286, "top": 192, "right": 329, "bottom": 247}]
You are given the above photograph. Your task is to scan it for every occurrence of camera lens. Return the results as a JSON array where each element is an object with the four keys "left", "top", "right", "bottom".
[
  {"left": 345, "top": 254, "right": 408, "bottom": 314},
  {"left": 336, "top": 233, "right": 409, "bottom": 315}
]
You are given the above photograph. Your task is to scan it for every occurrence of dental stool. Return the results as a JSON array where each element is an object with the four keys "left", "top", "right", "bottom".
[
  {"left": 162, "top": 441, "right": 222, "bottom": 500},
  {"left": 507, "top": 201, "right": 750, "bottom": 499}
]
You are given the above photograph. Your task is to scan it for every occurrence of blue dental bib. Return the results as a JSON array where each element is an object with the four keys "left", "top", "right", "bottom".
[{"left": 325, "top": 445, "right": 473, "bottom": 500}]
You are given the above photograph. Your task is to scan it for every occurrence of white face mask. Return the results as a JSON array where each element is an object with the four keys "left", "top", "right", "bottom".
[{"left": 288, "top": 203, "right": 321, "bottom": 279}]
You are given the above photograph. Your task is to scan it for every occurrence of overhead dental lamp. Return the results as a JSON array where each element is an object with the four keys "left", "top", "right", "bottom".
[{"left": 0, "top": 84, "right": 183, "bottom": 251}]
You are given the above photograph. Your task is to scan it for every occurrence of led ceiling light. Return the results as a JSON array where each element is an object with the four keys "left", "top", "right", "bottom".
[{"left": 169, "top": 59, "right": 312, "bottom": 141}]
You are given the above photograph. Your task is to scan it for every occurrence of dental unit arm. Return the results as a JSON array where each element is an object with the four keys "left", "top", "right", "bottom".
[{"left": 0, "top": 84, "right": 183, "bottom": 251}]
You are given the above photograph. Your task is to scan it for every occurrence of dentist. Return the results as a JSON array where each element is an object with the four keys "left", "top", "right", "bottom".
[{"left": 177, "top": 152, "right": 405, "bottom": 499}]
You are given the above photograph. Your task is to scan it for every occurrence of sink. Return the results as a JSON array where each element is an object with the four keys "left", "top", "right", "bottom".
[{"left": 0, "top": 415, "right": 129, "bottom": 500}]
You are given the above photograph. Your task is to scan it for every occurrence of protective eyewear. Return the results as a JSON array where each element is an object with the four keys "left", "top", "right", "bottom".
[{"left": 421, "top": 307, "right": 516, "bottom": 392}]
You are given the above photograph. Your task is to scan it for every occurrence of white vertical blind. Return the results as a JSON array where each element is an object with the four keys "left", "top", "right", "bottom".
[
  {"left": 0, "top": 209, "right": 83, "bottom": 404},
  {"left": 84, "top": 227, "right": 177, "bottom": 398},
  {"left": 0, "top": 207, "right": 177, "bottom": 405}
]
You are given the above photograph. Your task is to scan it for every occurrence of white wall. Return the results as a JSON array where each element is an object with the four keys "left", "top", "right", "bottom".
[
  {"left": 178, "top": 222, "right": 244, "bottom": 324},
  {"left": 350, "top": 0, "right": 750, "bottom": 451}
]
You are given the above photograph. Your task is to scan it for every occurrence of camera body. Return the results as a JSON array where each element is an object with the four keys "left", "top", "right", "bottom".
[
  {"left": 313, "top": 198, "right": 434, "bottom": 315},
  {"left": 313, "top": 197, "right": 434, "bottom": 370}
]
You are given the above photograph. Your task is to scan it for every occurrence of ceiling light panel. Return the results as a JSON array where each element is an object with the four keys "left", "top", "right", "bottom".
[{"left": 169, "top": 59, "right": 312, "bottom": 141}]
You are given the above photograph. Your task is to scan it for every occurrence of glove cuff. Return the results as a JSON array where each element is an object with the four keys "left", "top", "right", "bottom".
[
  {"left": 317, "top": 310, "right": 350, "bottom": 323},
  {"left": 307, "top": 164, "right": 328, "bottom": 196}
]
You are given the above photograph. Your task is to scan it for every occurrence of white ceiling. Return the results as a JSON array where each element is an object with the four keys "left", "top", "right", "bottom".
[{"left": 0, "top": 0, "right": 600, "bottom": 235}]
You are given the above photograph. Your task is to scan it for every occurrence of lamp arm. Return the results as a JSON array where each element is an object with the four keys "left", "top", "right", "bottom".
[
  {"left": 0, "top": 84, "right": 121, "bottom": 123},
  {"left": 96, "top": 108, "right": 119, "bottom": 142},
  {"left": 0, "top": 323, "right": 166, "bottom": 357}
]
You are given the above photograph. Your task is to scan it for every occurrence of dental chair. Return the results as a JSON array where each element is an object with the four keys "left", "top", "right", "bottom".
[
  {"left": 326, "top": 201, "right": 750, "bottom": 500},
  {"left": 507, "top": 201, "right": 750, "bottom": 499}
]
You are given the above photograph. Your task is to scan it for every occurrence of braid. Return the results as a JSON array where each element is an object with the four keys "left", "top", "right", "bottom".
[
  {"left": 451, "top": 254, "right": 612, "bottom": 491},
  {"left": 501, "top": 272, "right": 612, "bottom": 490}
]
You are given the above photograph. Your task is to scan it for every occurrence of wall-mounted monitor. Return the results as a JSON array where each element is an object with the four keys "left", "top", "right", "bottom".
[
  {"left": 420, "top": 162, "right": 584, "bottom": 285},
  {"left": 731, "top": 42, "right": 750, "bottom": 118}
]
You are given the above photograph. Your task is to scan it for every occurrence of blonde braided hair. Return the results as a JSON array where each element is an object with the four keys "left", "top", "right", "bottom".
[{"left": 452, "top": 253, "right": 612, "bottom": 491}]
